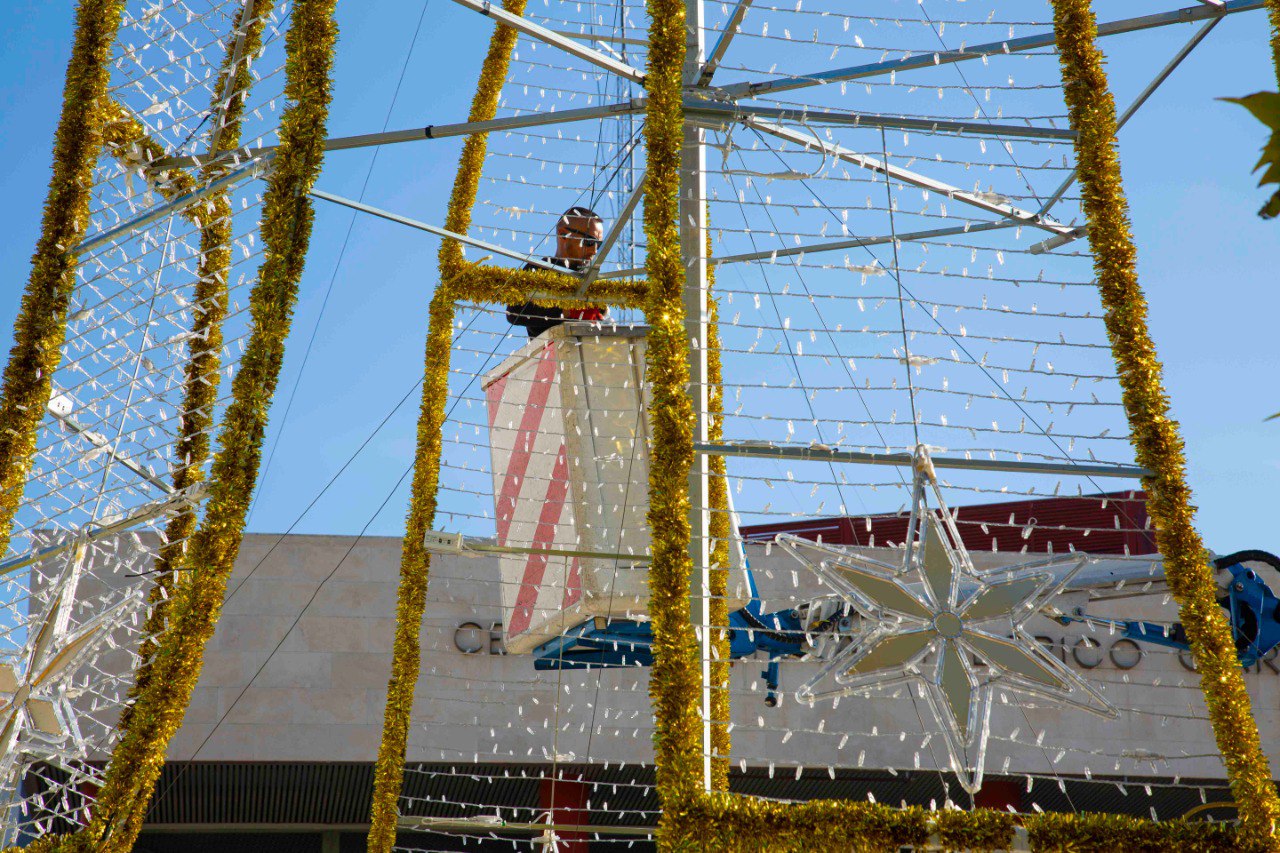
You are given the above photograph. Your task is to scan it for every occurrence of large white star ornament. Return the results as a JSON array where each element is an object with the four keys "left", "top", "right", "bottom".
[{"left": 777, "top": 448, "right": 1116, "bottom": 792}]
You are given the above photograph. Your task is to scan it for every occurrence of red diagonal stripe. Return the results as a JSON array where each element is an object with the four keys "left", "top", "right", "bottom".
[
  {"left": 509, "top": 443, "right": 571, "bottom": 637},
  {"left": 494, "top": 343, "right": 557, "bottom": 546}
]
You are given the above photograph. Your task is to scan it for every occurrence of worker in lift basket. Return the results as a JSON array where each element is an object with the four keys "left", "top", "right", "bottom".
[{"left": 506, "top": 205, "right": 609, "bottom": 337}]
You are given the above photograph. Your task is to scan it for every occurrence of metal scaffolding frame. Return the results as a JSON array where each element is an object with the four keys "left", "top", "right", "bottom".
[
  {"left": 295, "top": 0, "right": 1256, "bottom": 281},
  {"left": 303, "top": 0, "right": 1250, "bottom": 784},
  {"left": 130, "top": 1, "right": 1256, "bottom": 285},
  {"left": 61, "top": 0, "right": 1264, "bottom": 805}
]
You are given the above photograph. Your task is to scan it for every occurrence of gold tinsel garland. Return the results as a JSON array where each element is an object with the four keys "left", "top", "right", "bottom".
[
  {"left": 934, "top": 809, "right": 1015, "bottom": 852},
  {"left": 119, "top": 0, "right": 274, "bottom": 741},
  {"left": 663, "top": 797, "right": 1255, "bottom": 853},
  {"left": 364, "top": 283, "right": 453, "bottom": 853},
  {"left": 643, "top": 0, "right": 706, "bottom": 822},
  {"left": 0, "top": 0, "right": 126, "bottom": 561},
  {"left": 1270, "top": 0, "right": 1280, "bottom": 91},
  {"left": 706, "top": 243, "right": 732, "bottom": 793},
  {"left": 448, "top": 262, "right": 646, "bottom": 308},
  {"left": 364, "top": 2, "right": 532, "bottom": 850},
  {"left": 438, "top": 3, "right": 529, "bottom": 281},
  {"left": 671, "top": 797, "right": 932, "bottom": 852},
  {"left": 1025, "top": 812, "right": 1254, "bottom": 853},
  {"left": 1050, "top": 0, "right": 1280, "bottom": 846},
  {"left": 6, "top": 1, "right": 339, "bottom": 850}
]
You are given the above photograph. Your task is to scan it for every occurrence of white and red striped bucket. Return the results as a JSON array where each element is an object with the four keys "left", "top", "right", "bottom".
[{"left": 484, "top": 323, "right": 750, "bottom": 654}]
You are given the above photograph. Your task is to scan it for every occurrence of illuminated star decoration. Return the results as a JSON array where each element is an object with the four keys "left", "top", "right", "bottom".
[
  {"left": 0, "top": 540, "right": 144, "bottom": 792},
  {"left": 778, "top": 447, "right": 1116, "bottom": 792}
]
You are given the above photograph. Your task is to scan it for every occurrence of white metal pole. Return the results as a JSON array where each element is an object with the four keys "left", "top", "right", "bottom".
[{"left": 680, "top": 0, "right": 713, "bottom": 792}]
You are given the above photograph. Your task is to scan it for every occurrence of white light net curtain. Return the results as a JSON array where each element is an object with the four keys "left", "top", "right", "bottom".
[
  {"left": 435, "top": 0, "right": 651, "bottom": 541},
  {"left": 405, "top": 0, "right": 1259, "bottom": 846},
  {"left": 399, "top": 3, "right": 659, "bottom": 848},
  {"left": 473, "top": 0, "right": 648, "bottom": 279},
  {"left": 693, "top": 0, "right": 1227, "bottom": 813},
  {"left": 2, "top": 0, "right": 292, "bottom": 839}
]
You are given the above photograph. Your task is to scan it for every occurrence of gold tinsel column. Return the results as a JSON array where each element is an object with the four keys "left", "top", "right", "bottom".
[
  {"left": 119, "top": 0, "right": 275, "bottom": 740},
  {"left": 364, "top": 2, "right": 530, "bottom": 850},
  {"left": 707, "top": 270, "right": 732, "bottom": 793},
  {"left": 703, "top": 220, "right": 731, "bottom": 793},
  {"left": 0, "top": 0, "right": 126, "bottom": 558},
  {"left": 643, "top": 0, "right": 707, "bottom": 837},
  {"left": 1270, "top": 0, "right": 1280, "bottom": 89},
  {"left": 1051, "top": 1, "right": 1280, "bottom": 847},
  {"left": 8, "top": 2, "right": 340, "bottom": 851}
]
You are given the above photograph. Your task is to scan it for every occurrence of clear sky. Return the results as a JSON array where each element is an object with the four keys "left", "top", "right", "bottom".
[{"left": 1, "top": 1, "right": 1277, "bottom": 555}]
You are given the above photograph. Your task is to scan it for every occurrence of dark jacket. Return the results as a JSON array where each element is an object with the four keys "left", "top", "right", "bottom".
[{"left": 506, "top": 258, "right": 606, "bottom": 338}]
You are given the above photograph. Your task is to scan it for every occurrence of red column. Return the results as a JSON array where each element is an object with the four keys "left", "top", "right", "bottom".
[
  {"left": 974, "top": 778, "right": 1022, "bottom": 812},
  {"left": 539, "top": 773, "right": 589, "bottom": 852}
]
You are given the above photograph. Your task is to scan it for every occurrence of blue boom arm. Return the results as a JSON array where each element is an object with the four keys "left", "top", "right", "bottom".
[
  {"left": 1056, "top": 550, "right": 1280, "bottom": 668},
  {"left": 532, "top": 567, "right": 815, "bottom": 705}
]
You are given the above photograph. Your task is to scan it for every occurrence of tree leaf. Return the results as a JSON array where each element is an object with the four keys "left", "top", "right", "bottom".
[
  {"left": 1262, "top": 190, "right": 1280, "bottom": 220},
  {"left": 1222, "top": 92, "right": 1280, "bottom": 130},
  {"left": 1224, "top": 93, "right": 1280, "bottom": 219}
]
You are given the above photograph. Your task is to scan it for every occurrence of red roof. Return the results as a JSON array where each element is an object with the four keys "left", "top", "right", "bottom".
[{"left": 740, "top": 491, "right": 1156, "bottom": 556}]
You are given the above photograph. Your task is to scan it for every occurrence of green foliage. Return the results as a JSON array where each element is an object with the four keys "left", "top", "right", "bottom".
[{"left": 1223, "top": 92, "right": 1280, "bottom": 219}]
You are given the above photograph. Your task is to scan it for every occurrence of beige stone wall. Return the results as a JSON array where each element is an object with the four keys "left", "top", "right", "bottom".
[{"left": 76, "top": 532, "right": 1277, "bottom": 783}]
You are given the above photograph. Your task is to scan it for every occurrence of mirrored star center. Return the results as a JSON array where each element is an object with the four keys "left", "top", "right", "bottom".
[{"left": 932, "top": 611, "right": 963, "bottom": 640}]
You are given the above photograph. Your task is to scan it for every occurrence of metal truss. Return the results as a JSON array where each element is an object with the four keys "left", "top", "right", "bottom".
[
  {"left": 154, "top": 100, "right": 647, "bottom": 171},
  {"left": 697, "top": 0, "right": 752, "bottom": 86},
  {"left": 102, "top": 0, "right": 1261, "bottom": 279},
  {"left": 686, "top": 101, "right": 1077, "bottom": 142},
  {"left": 450, "top": 0, "right": 646, "bottom": 84},
  {"left": 278, "top": 0, "right": 1254, "bottom": 272}
]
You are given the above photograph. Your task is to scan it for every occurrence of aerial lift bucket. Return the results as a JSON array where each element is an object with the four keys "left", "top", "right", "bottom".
[{"left": 483, "top": 322, "right": 753, "bottom": 654}]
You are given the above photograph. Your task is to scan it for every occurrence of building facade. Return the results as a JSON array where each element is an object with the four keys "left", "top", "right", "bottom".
[{"left": 27, "top": 520, "right": 1270, "bottom": 851}]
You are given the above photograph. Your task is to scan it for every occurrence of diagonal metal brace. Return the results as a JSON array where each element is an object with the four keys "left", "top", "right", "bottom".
[
  {"left": 451, "top": 0, "right": 646, "bottom": 84},
  {"left": 746, "top": 118, "right": 1072, "bottom": 235},
  {"left": 74, "top": 156, "right": 273, "bottom": 257},
  {"left": 47, "top": 394, "right": 172, "bottom": 495},
  {"left": 0, "top": 484, "right": 208, "bottom": 579}
]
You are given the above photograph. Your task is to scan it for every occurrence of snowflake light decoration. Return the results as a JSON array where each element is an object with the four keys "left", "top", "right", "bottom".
[
  {"left": 0, "top": 540, "right": 144, "bottom": 792},
  {"left": 778, "top": 448, "right": 1116, "bottom": 792}
]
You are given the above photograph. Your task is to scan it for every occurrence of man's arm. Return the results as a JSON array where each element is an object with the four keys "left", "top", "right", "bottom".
[{"left": 506, "top": 301, "right": 563, "bottom": 337}]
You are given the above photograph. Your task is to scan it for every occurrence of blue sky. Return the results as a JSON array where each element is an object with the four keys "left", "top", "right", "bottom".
[{"left": 1, "top": 1, "right": 1278, "bottom": 554}]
